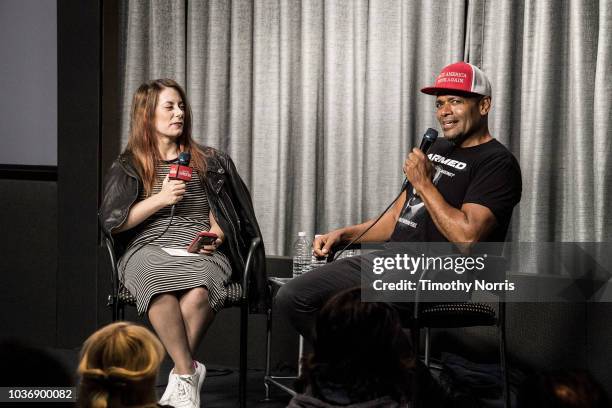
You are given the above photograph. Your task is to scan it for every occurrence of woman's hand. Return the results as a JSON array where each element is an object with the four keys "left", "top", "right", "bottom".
[
  {"left": 157, "top": 174, "right": 186, "bottom": 206},
  {"left": 199, "top": 235, "right": 223, "bottom": 255},
  {"left": 200, "top": 211, "right": 225, "bottom": 255}
]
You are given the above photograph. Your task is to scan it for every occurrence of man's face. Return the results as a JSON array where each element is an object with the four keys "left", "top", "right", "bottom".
[{"left": 435, "top": 93, "right": 490, "bottom": 142}]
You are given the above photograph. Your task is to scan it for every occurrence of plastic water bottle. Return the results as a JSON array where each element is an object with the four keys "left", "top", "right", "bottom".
[
  {"left": 292, "top": 232, "right": 311, "bottom": 278},
  {"left": 310, "top": 234, "right": 327, "bottom": 271}
]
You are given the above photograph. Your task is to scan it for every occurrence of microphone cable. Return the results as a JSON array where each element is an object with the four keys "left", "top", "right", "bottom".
[
  {"left": 120, "top": 150, "right": 196, "bottom": 275},
  {"left": 120, "top": 186, "right": 197, "bottom": 278},
  {"left": 118, "top": 160, "right": 189, "bottom": 278},
  {"left": 331, "top": 182, "right": 408, "bottom": 261},
  {"left": 331, "top": 128, "right": 438, "bottom": 260},
  {"left": 119, "top": 203, "right": 176, "bottom": 279}
]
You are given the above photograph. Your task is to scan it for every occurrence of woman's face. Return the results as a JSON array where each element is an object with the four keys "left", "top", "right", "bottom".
[{"left": 154, "top": 87, "right": 185, "bottom": 140}]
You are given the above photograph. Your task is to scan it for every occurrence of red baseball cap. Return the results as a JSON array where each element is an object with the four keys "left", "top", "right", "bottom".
[{"left": 421, "top": 61, "right": 491, "bottom": 97}]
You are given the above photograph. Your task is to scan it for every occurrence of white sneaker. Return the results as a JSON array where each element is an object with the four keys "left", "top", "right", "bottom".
[
  {"left": 194, "top": 361, "right": 206, "bottom": 406},
  {"left": 158, "top": 368, "right": 178, "bottom": 406},
  {"left": 167, "top": 361, "right": 206, "bottom": 408},
  {"left": 170, "top": 374, "right": 198, "bottom": 408}
]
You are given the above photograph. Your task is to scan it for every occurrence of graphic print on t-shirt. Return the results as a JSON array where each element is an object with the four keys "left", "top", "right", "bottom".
[{"left": 397, "top": 163, "right": 450, "bottom": 229}]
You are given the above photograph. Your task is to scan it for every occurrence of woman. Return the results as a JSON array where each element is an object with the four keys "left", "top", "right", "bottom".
[
  {"left": 99, "top": 79, "right": 266, "bottom": 408},
  {"left": 77, "top": 322, "right": 165, "bottom": 408},
  {"left": 290, "top": 287, "right": 415, "bottom": 407}
]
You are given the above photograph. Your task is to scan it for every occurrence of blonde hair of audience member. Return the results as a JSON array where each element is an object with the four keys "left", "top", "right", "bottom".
[{"left": 77, "top": 322, "right": 165, "bottom": 408}]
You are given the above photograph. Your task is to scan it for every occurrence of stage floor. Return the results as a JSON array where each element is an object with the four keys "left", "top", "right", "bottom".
[{"left": 47, "top": 347, "right": 292, "bottom": 407}]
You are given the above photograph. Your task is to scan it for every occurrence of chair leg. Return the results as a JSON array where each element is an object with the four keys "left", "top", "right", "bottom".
[
  {"left": 113, "top": 299, "right": 124, "bottom": 322},
  {"left": 424, "top": 327, "right": 431, "bottom": 368},
  {"left": 499, "top": 323, "right": 510, "bottom": 408},
  {"left": 297, "top": 335, "right": 304, "bottom": 377},
  {"left": 239, "top": 301, "right": 248, "bottom": 408},
  {"left": 411, "top": 322, "right": 420, "bottom": 408},
  {"left": 263, "top": 306, "right": 273, "bottom": 400},
  {"left": 111, "top": 296, "right": 118, "bottom": 322}
]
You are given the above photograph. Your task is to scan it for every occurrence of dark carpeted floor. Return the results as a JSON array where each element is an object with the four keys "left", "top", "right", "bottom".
[
  {"left": 159, "top": 358, "right": 292, "bottom": 408},
  {"left": 46, "top": 347, "right": 293, "bottom": 407},
  {"left": 43, "top": 347, "right": 514, "bottom": 408}
]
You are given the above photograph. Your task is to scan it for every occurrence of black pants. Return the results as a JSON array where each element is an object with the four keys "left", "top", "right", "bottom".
[
  {"left": 276, "top": 250, "right": 473, "bottom": 343},
  {"left": 275, "top": 253, "right": 418, "bottom": 343}
]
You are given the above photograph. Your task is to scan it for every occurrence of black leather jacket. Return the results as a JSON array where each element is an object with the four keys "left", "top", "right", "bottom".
[{"left": 98, "top": 146, "right": 268, "bottom": 313}]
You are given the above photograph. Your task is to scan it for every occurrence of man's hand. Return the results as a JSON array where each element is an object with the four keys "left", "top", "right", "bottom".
[
  {"left": 313, "top": 230, "right": 344, "bottom": 258},
  {"left": 403, "top": 147, "right": 434, "bottom": 193}
]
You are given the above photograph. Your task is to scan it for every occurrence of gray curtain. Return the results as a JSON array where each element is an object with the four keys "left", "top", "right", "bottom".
[
  {"left": 465, "top": 0, "right": 611, "bottom": 243},
  {"left": 117, "top": 0, "right": 611, "bottom": 255}
]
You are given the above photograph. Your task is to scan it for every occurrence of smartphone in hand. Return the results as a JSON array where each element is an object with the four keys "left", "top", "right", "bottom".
[{"left": 187, "top": 231, "right": 219, "bottom": 253}]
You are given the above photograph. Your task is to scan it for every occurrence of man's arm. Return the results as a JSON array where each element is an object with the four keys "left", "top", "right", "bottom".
[
  {"left": 419, "top": 184, "right": 496, "bottom": 243},
  {"left": 313, "top": 190, "right": 407, "bottom": 257},
  {"left": 405, "top": 148, "right": 497, "bottom": 249}
]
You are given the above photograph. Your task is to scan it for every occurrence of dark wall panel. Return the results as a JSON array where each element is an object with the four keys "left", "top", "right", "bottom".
[
  {"left": 0, "top": 180, "right": 57, "bottom": 344},
  {"left": 507, "top": 302, "right": 587, "bottom": 370},
  {"left": 101, "top": 0, "right": 121, "bottom": 174},
  {"left": 57, "top": 0, "right": 101, "bottom": 347},
  {"left": 587, "top": 303, "right": 612, "bottom": 389}
]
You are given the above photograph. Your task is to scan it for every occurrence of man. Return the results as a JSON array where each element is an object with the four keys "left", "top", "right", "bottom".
[{"left": 276, "top": 61, "right": 522, "bottom": 341}]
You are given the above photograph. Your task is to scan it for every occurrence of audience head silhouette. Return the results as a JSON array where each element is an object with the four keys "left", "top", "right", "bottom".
[
  {"left": 519, "top": 369, "right": 610, "bottom": 408},
  {"left": 77, "top": 322, "right": 164, "bottom": 408},
  {"left": 297, "top": 287, "right": 414, "bottom": 405}
]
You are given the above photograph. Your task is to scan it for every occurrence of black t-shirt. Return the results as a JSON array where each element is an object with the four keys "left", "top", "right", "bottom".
[{"left": 390, "top": 138, "right": 522, "bottom": 243}]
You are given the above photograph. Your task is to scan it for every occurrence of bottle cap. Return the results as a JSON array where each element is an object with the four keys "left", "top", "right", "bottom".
[{"left": 298, "top": 231, "right": 306, "bottom": 237}]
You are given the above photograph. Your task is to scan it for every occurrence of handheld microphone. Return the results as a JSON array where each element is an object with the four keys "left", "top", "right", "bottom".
[
  {"left": 419, "top": 128, "right": 438, "bottom": 154},
  {"left": 169, "top": 152, "right": 193, "bottom": 181},
  {"left": 402, "top": 128, "right": 439, "bottom": 191},
  {"left": 169, "top": 152, "right": 192, "bottom": 217}
]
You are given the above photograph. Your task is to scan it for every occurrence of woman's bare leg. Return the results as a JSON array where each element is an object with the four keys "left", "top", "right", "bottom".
[
  {"left": 148, "top": 293, "right": 193, "bottom": 375},
  {"left": 178, "top": 287, "right": 216, "bottom": 355}
]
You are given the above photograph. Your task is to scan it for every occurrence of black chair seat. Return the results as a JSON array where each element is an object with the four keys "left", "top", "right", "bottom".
[
  {"left": 420, "top": 302, "right": 496, "bottom": 328},
  {"left": 224, "top": 282, "right": 244, "bottom": 307},
  {"left": 118, "top": 286, "right": 137, "bottom": 306},
  {"left": 117, "top": 281, "right": 244, "bottom": 308}
]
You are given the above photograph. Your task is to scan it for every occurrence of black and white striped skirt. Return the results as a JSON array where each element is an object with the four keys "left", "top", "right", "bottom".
[{"left": 119, "top": 244, "right": 232, "bottom": 315}]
